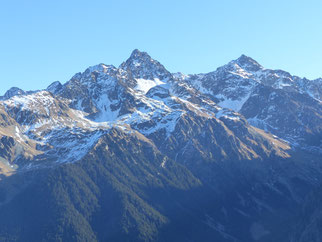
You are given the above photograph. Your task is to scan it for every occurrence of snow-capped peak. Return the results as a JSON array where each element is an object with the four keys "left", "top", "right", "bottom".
[
  {"left": 119, "top": 49, "right": 171, "bottom": 81},
  {"left": 128, "top": 49, "right": 150, "bottom": 62},
  {"left": 232, "top": 54, "right": 263, "bottom": 72},
  {"left": 120, "top": 49, "right": 155, "bottom": 69}
]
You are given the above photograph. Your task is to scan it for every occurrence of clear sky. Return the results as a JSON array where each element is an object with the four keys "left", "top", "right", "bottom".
[{"left": 1, "top": 0, "right": 322, "bottom": 95}]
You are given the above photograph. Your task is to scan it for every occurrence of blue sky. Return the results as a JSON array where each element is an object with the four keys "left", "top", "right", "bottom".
[{"left": 1, "top": 0, "right": 322, "bottom": 95}]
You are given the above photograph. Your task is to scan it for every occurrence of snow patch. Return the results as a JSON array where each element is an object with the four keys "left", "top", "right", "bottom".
[
  {"left": 135, "top": 78, "right": 166, "bottom": 94},
  {"left": 94, "top": 94, "right": 120, "bottom": 122},
  {"left": 215, "top": 93, "right": 250, "bottom": 112}
]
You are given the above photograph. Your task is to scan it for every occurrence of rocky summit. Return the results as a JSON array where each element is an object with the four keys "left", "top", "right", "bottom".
[{"left": 0, "top": 50, "right": 321, "bottom": 242}]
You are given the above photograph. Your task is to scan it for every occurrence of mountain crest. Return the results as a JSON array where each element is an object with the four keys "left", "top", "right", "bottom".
[
  {"left": 119, "top": 49, "right": 171, "bottom": 80},
  {"left": 3, "top": 87, "right": 25, "bottom": 100},
  {"left": 233, "top": 54, "right": 263, "bottom": 72},
  {"left": 128, "top": 49, "right": 150, "bottom": 61},
  {"left": 85, "top": 63, "right": 116, "bottom": 74},
  {"left": 120, "top": 49, "right": 155, "bottom": 68},
  {"left": 47, "top": 81, "right": 62, "bottom": 94}
]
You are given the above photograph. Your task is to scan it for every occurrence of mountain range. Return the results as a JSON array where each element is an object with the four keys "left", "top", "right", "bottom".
[{"left": 0, "top": 49, "right": 321, "bottom": 241}]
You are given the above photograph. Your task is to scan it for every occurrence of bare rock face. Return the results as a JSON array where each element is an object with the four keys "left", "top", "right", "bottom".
[
  {"left": 47, "top": 81, "right": 62, "bottom": 94},
  {"left": 2, "top": 87, "right": 25, "bottom": 100}
]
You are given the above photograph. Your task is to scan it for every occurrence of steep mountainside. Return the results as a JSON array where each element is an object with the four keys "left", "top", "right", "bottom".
[
  {"left": 0, "top": 50, "right": 321, "bottom": 241},
  {"left": 181, "top": 55, "right": 322, "bottom": 150}
]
